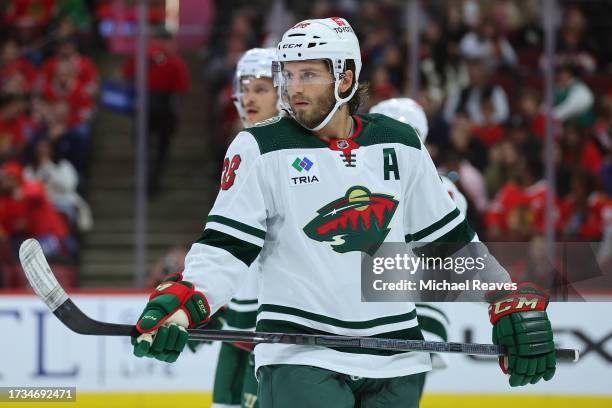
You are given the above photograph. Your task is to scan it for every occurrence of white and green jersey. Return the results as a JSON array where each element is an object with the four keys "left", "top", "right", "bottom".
[
  {"left": 183, "top": 114, "right": 475, "bottom": 378},
  {"left": 415, "top": 303, "right": 450, "bottom": 369},
  {"left": 223, "top": 265, "right": 258, "bottom": 331}
]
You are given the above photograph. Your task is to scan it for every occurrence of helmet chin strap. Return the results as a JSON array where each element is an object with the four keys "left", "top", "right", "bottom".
[{"left": 300, "top": 79, "right": 359, "bottom": 132}]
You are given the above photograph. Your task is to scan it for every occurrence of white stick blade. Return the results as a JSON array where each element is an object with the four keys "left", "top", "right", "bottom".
[{"left": 19, "top": 239, "right": 68, "bottom": 312}]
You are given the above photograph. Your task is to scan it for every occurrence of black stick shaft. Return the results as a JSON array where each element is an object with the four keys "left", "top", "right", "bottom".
[
  {"left": 53, "top": 300, "right": 576, "bottom": 361},
  {"left": 186, "top": 329, "right": 576, "bottom": 361}
]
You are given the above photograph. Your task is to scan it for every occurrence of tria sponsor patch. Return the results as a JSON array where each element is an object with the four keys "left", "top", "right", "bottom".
[{"left": 288, "top": 155, "right": 320, "bottom": 186}]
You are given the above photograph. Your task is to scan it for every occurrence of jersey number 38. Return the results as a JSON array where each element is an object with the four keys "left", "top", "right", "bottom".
[{"left": 221, "top": 155, "right": 242, "bottom": 190}]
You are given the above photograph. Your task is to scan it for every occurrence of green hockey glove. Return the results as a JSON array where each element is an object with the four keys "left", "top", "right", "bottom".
[
  {"left": 132, "top": 272, "right": 211, "bottom": 362},
  {"left": 487, "top": 283, "right": 556, "bottom": 387}
]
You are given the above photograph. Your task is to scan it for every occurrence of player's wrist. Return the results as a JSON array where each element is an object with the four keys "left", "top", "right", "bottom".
[
  {"left": 136, "top": 272, "right": 211, "bottom": 334},
  {"left": 486, "top": 282, "right": 549, "bottom": 325}
]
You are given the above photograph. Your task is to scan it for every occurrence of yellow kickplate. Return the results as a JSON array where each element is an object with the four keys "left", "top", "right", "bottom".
[
  {"left": 0, "top": 392, "right": 211, "bottom": 408},
  {"left": 1, "top": 392, "right": 610, "bottom": 408},
  {"left": 421, "top": 394, "right": 612, "bottom": 408}
]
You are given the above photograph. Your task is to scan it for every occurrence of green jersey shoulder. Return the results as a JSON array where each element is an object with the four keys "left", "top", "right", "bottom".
[
  {"left": 244, "top": 113, "right": 422, "bottom": 155},
  {"left": 245, "top": 116, "right": 326, "bottom": 154},
  {"left": 356, "top": 113, "right": 421, "bottom": 150}
]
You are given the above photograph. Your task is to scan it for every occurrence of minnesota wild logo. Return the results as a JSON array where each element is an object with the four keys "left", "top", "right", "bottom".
[{"left": 303, "top": 186, "right": 398, "bottom": 255}]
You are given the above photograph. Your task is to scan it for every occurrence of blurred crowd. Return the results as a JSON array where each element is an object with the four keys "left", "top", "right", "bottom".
[
  {"left": 2, "top": 0, "right": 611, "bottom": 288},
  {"left": 0, "top": 0, "right": 98, "bottom": 287},
  {"left": 205, "top": 0, "right": 612, "bottom": 247}
]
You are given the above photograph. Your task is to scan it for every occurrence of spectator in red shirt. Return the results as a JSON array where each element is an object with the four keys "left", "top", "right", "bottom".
[
  {"left": 470, "top": 91, "right": 506, "bottom": 147},
  {"left": 122, "top": 28, "right": 191, "bottom": 195},
  {"left": 0, "top": 93, "right": 29, "bottom": 161},
  {"left": 485, "top": 159, "right": 563, "bottom": 240},
  {"left": 2, "top": 1, "right": 57, "bottom": 63},
  {"left": 3, "top": 0, "right": 56, "bottom": 28},
  {"left": 562, "top": 123, "right": 603, "bottom": 176},
  {"left": 521, "top": 160, "right": 564, "bottom": 236},
  {"left": 560, "top": 170, "right": 610, "bottom": 241},
  {"left": 0, "top": 160, "right": 70, "bottom": 258},
  {"left": 40, "top": 38, "right": 99, "bottom": 96},
  {"left": 40, "top": 59, "right": 95, "bottom": 127},
  {"left": 0, "top": 39, "right": 38, "bottom": 94},
  {"left": 484, "top": 176, "right": 528, "bottom": 241},
  {"left": 516, "top": 90, "right": 546, "bottom": 140}
]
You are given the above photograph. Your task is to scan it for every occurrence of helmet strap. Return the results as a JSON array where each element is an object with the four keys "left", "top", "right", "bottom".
[{"left": 307, "top": 75, "right": 358, "bottom": 132}]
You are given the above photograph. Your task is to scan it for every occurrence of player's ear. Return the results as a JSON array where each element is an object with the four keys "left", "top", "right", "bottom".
[{"left": 339, "top": 69, "right": 354, "bottom": 94}]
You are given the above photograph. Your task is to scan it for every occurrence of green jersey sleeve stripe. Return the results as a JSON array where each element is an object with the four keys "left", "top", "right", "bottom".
[
  {"left": 413, "top": 219, "right": 476, "bottom": 260},
  {"left": 405, "top": 208, "right": 460, "bottom": 242},
  {"left": 231, "top": 298, "right": 259, "bottom": 305},
  {"left": 258, "top": 304, "right": 416, "bottom": 330},
  {"left": 207, "top": 215, "right": 266, "bottom": 240},
  {"left": 257, "top": 319, "right": 424, "bottom": 356},
  {"left": 196, "top": 229, "right": 261, "bottom": 267},
  {"left": 224, "top": 309, "right": 257, "bottom": 330},
  {"left": 433, "top": 218, "right": 475, "bottom": 244},
  {"left": 417, "top": 315, "right": 448, "bottom": 342},
  {"left": 415, "top": 303, "right": 450, "bottom": 324}
]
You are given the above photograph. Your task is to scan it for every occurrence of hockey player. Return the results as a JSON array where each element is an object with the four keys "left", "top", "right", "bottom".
[
  {"left": 132, "top": 18, "right": 557, "bottom": 406},
  {"left": 212, "top": 47, "right": 280, "bottom": 408}
]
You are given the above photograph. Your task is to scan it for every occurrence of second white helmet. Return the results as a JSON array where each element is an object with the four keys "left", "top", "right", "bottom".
[
  {"left": 233, "top": 47, "right": 279, "bottom": 127},
  {"left": 369, "top": 98, "right": 429, "bottom": 142}
]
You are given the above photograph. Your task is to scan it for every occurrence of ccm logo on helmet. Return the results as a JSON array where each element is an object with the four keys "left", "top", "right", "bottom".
[
  {"left": 330, "top": 17, "right": 346, "bottom": 26},
  {"left": 282, "top": 43, "right": 303, "bottom": 49}
]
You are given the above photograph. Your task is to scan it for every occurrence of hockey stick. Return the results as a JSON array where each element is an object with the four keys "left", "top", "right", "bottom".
[{"left": 19, "top": 239, "right": 579, "bottom": 361}]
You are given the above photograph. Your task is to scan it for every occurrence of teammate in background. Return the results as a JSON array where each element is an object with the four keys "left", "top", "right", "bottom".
[
  {"left": 212, "top": 47, "right": 280, "bottom": 408},
  {"left": 131, "top": 18, "right": 557, "bottom": 406},
  {"left": 369, "top": 97, "right": 468, "bottom": 390}
]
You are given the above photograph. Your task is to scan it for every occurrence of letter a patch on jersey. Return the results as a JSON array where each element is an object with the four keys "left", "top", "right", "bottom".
[
  {"left": 383, "top": 148, "right": 400, "bottom": 180},
  {"left": 303, "top": 186, "right": 398, "bottom": 255}
]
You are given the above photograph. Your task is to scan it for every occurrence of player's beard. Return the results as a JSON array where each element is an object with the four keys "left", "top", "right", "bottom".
[{"left": 290, "top": 86, "right": 336, "bottom": 129}]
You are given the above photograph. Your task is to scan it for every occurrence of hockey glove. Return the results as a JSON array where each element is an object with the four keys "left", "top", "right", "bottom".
[
  {"left": 132, "top": 272, "right": 211, "bottom": 362},
  {"left": 487, "top": 283, "right": 556, "bottom": 387}
]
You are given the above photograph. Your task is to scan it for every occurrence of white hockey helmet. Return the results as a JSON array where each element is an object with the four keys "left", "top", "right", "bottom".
[
  {"left": 273, "top": 17, "right": 362, "bottom": 131},
  {"left": 369, "top": 98, "right": 429, "bottom": 142},
  {"left": 232, "top": 47, "right": 280, "bottom": 127}
]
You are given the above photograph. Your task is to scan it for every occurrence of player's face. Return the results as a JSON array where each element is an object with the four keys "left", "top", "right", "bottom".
[
  {"left": 239, "top": 77, "right": 278, "bottom": 125},
  {"left": 282, "top": 60, "right": 336, "bottom": 129}
]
